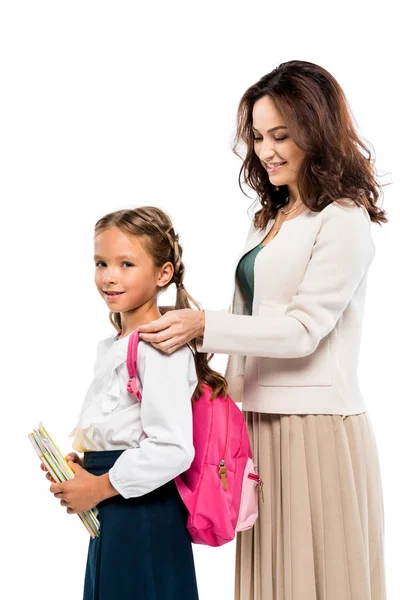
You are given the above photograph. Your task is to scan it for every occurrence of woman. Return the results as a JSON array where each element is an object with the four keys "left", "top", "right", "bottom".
[{"left": 138, "top": 60, "right": 387, "bottom": 599}]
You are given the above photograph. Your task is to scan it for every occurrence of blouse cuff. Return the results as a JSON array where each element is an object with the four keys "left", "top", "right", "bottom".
[{"left": 108, "top": 466, "right": 130, "bottom": 499}]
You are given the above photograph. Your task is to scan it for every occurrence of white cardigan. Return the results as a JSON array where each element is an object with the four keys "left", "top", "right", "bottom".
[{"left": 197, "top": 200, "right": 375, "bottom": 415}]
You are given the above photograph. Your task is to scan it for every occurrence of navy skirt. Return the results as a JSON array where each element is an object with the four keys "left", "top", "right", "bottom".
[{"left": 83, "top": 450, "right": 199, "bottom": 600}]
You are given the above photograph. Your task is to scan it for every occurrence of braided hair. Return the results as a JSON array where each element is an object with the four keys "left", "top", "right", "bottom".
[{"left": 94, "top": 206, "right": 228, "bottom": 400}]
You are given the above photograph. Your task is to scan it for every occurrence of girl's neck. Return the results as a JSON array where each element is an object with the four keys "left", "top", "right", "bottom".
[{"left": 118, "top": 305, "right": 161, "bottom": 339}]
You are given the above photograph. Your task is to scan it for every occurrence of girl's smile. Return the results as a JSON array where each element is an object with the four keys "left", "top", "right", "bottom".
[{"left": 102, "top": 290, "right": 126, "bottom": 302}]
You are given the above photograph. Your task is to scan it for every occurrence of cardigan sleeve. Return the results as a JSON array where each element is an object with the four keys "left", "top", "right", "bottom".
[{"left": 197, "top": 203, "right": 375, "bottom": 359}]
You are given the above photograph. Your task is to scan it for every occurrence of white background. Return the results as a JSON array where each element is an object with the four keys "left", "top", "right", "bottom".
[{"left": 1, "top": 1, "right": 398, "bottom": 598}]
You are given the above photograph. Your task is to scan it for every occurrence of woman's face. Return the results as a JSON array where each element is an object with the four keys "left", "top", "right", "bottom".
[{"left": 252, "top": 96, "right": 304, "bottom": 192}]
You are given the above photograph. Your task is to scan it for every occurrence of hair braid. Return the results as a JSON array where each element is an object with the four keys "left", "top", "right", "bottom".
[{"left": 94, "top": 206, "right": 228, "bottom": 401}]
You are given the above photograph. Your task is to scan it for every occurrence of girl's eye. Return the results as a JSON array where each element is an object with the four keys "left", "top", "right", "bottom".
[
  {"left": 254, "top": 136, "right": 263, "bottom": 142},
  {"left": 122, "top": 262, "right": 134, "bottom": 267},
  {"left": 95, "top": 261, "right": 106, "bottom": 267}
]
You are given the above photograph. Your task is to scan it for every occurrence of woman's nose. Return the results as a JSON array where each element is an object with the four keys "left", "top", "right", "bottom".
[{"left": 259, "top": 141, "right": 275, "bottom": 163}]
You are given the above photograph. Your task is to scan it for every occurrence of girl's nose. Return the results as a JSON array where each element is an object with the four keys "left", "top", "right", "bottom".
[{"left": 103, "top": 268, "right": 118, "bottom": 284}]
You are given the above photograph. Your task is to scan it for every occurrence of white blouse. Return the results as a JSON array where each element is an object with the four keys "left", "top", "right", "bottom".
[{"left": 69, "top": 333, "right": 197, "bottom": 499}]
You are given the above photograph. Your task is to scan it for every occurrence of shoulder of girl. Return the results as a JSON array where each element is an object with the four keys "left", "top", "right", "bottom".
[
  {"left": 97, "top": 334, "right": 115, "bottom": 351},
  {"left": 101, "top": 333, "right": 118, "bottom": 346}
]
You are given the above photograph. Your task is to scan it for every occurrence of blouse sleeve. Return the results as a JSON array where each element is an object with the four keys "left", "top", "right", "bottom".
[
  {"left": 108, "top": 343, "right": 196, "bottom": 498},
  {"left": 197, "top": 203, "right": 375, "bottom": 359}
]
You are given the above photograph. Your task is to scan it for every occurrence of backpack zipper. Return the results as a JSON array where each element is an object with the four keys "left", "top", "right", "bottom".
[
  {"left": 218, "top": 398, "right": 231, "bottom": 490},
  {"left": 248, "top": 472, "right": 264, "bottom": 503},
  {"left": 219, "top": 459, "right": 228, "bottom": 489}
]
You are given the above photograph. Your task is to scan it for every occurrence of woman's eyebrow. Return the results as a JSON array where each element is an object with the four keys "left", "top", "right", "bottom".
[{"left": 252, "top": 126, "right": 288, "bottom": 133}]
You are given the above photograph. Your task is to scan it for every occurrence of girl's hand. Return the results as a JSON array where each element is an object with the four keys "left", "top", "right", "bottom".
[
  {"left": 50, "top": 461, "right": 119, "bottom": 514},
  {"left": 65, "top": 452, "right": 83, "bottom": 467},
  {"left": 40, "top": 453, "right": 83, "bottom": 482},
  {"left": 40, "top": 461, "right": 55, "bottom": 483},
  {"left": 138, "top": 308, "right": 205, "bottom": 354}
]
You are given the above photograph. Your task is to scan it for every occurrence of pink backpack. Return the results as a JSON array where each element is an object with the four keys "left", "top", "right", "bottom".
[{"left": 126, "top": 329, "right": 263, "bottom": 547}]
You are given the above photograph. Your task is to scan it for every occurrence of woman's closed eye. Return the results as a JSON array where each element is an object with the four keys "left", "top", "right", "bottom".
[{"left": 254, "top": 135, "right": 288, "bottom": 142}]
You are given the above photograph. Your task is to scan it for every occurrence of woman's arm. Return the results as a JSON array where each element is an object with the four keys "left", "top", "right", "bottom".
[
  {"left": 198, "top": 203, "right": 375, "bottom": 358},
  {"left": 139, "top": 204, "right": 374, "bottom": 359}
]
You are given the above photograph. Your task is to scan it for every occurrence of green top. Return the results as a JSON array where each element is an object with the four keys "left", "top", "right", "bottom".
[{"left": 236, "top": 243, "right": 265, "bottom": 315}]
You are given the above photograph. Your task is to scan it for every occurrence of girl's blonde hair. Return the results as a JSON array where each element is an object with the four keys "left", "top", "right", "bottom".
[{"left": 95, "top": 206, "right": 228, "bottom": 401}]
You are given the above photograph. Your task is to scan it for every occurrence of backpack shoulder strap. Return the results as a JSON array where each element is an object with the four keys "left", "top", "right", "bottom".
[{"left": 126, "top": 329, "right": 143, "bottom": 402}]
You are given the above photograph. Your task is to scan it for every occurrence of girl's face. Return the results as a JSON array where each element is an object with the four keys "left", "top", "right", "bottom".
[
  {"left": 94, "top": 227, "right": 173, "bottom": 312},
  {"left": 252, "top": 95, "right": 304, "bottom": 191}
]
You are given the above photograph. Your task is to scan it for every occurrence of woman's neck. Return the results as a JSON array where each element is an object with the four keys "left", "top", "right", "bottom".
[{"left": 286, "top": 186, "right": 303, "bottom": 211}]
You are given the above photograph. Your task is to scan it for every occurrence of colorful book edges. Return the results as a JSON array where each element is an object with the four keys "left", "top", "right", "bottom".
[{"left": 29, "top": 422, "right": 100, "bottom": 538}]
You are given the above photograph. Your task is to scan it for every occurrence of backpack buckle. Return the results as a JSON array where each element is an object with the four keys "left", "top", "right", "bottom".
[{"left": 127, "top": 377, "right": 142, "bottom": 401}]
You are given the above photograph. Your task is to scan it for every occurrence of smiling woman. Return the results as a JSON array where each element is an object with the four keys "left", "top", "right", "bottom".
[
  {"left": 233, "top": 60, "right": 384, "bottom": 230},
  {"left": 138, "top": 60, "right": 387, "bottom": 600},
  {"left": 252, "top": 99, "right": 304, "bottom": 190}
]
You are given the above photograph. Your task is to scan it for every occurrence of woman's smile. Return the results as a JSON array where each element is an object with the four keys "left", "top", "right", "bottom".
[{"left": 264, "top": 160, "right": 287, "bottom": 173}]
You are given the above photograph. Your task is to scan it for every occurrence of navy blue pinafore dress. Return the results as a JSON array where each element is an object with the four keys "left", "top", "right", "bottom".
[{"left": 82, "top": 450, "right": 199, "bottom": 600}]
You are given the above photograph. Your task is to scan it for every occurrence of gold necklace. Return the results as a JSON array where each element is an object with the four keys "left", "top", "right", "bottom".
[
  {"left": 270, "top": 197, "right": 302, "bottom": 238},
  {"left": 280, "top": 197, "right": 302, "bottom": 215}
]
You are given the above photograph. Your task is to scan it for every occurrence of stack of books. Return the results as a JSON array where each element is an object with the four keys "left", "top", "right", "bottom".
[{"left": 29, "top": 422, "right": 100, "bottom": 538}]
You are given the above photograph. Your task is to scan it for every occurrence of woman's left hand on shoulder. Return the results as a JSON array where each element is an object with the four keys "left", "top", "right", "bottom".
[{"left": 49, "top": 461, "right": 118, "bottom": 514}]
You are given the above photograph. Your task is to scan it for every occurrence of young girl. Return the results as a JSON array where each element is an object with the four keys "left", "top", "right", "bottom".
[{"left": 45, "top": 206, "right": 227, "bottom": 600}]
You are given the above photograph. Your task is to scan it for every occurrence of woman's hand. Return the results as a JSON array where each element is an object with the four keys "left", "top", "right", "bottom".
[
  {"left": 138, "top": 308, "right": 205, "bottom": 354},
  {"left": 49, "top": 460, "right": 119, "bottom": 514}
]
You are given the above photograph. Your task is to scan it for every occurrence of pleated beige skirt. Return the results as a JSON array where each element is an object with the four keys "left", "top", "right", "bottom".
[{"left": 235, "top": 412, "right": 386, "bottom": 600}]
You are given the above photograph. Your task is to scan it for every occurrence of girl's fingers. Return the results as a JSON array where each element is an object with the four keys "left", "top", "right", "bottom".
[
  {"left": 65, "top": 452, "right": 78, "bottom": 462},
  {"left": 65, "top": 452, "right": 83, "bottom": 467}
]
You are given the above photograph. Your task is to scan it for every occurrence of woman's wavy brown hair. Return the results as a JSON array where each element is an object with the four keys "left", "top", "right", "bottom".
[
  {"left": 234, "top": 60, "right": 387, "bottom": 229},
  {"left": 95, "top": 206, "right": 228, "bottom": 401}
]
